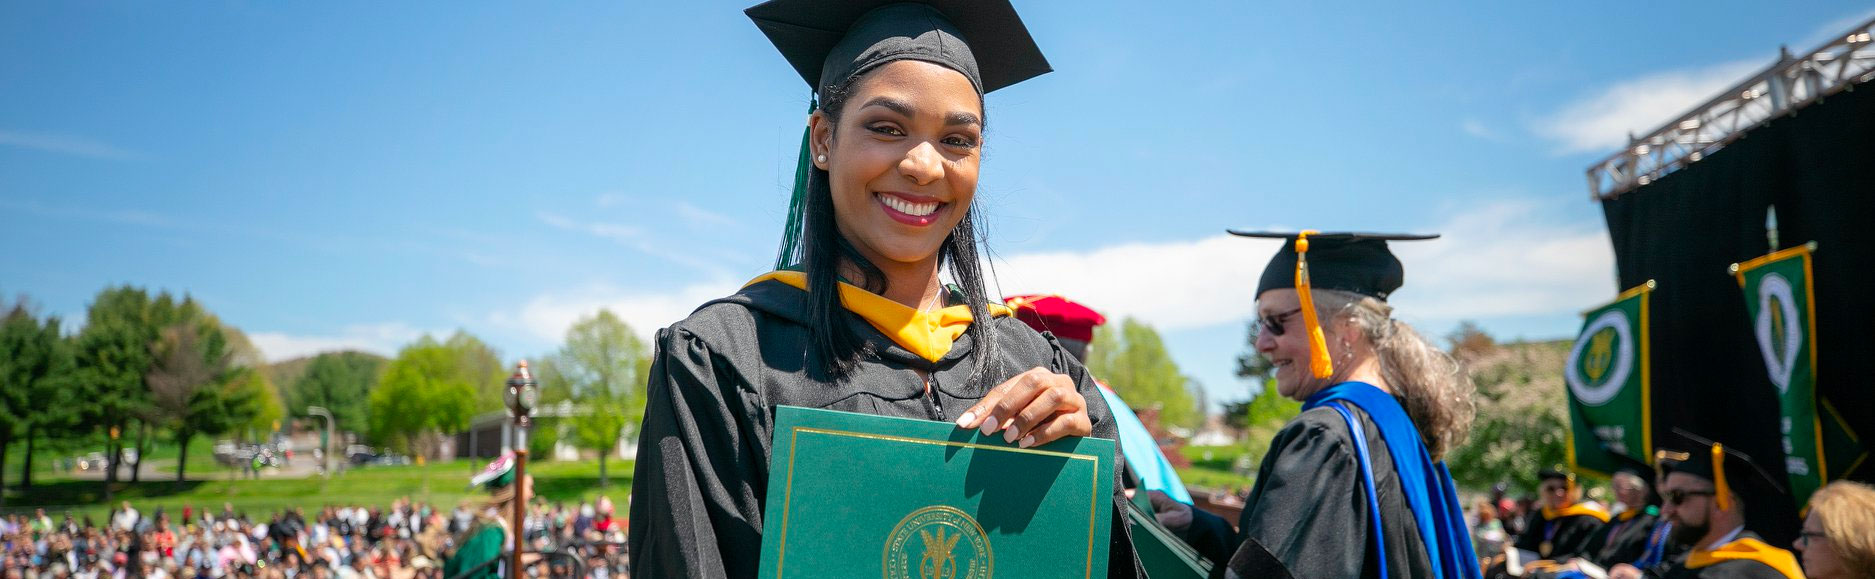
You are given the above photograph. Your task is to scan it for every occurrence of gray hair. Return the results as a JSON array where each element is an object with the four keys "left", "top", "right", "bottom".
[{"left": 1313, "top": 289, "right": 1476, "bottom": 461}]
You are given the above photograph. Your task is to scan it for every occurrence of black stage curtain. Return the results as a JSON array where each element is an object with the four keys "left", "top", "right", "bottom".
[{"left": 1601, "top": 83, "right": 1875, "bottom": 547}]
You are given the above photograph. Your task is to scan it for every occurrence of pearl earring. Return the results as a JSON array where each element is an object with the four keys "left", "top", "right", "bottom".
[{"left": 816, "top": 154, "right": 827, "bottom": 163}]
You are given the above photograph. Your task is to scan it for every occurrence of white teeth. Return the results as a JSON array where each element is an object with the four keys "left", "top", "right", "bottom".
[{"left": 880, "top": 194, "right": 939, "bottom": 217}]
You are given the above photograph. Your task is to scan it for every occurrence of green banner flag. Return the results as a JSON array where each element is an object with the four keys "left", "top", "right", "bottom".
[
  {"left": 1565, "top": 281, "right": 1655, "bottom": 477},
  {"left": 1732, "top": 243, "right": 1863, "bottom": 505}
]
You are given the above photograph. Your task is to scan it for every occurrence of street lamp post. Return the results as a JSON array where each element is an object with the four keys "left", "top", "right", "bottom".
[
  {"left": 502, "top": 361, "right": 538, "bottom": 577},
  {"left": 306, "top": 406, "right": 335, "bottom": 478}
]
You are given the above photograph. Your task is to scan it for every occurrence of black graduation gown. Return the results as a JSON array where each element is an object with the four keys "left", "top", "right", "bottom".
[
  {"left": 626, "top": 279, "right": 1143, "bottom": 578},
  {"left": 1514, "top": 508, "right": 1604, "bottom": 560},
  {"left": 1655, "top": 532, "right": 1800, "bottom": 579},
  {"left": 1584, "top": 509, "right": 1660, "bottom": 567},
  {"left": 1225, "top": 404, "right": 1434, "bottom": 579}
]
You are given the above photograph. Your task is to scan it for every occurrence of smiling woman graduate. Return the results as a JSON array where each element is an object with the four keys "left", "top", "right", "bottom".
[
  {"left": 1219, "top": 231, "right": 1481, "bottom": 579},
  {"left": 626, "top": 2, "right": 1142, "bottom": 577}
]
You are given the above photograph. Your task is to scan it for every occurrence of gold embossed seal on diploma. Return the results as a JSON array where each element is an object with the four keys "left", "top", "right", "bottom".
[{"left": 756, "top": 406, "right": 1115, "bottom": 579}]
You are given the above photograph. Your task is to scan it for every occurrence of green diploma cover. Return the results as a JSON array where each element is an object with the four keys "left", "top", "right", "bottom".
[{"left": 758, "top": 406, "right": 1115, "bottom": 579}]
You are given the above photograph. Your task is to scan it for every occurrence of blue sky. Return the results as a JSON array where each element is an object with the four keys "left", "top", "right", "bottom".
[{"left": 5, "top": 1, "right": 1872, "bottom": 409}]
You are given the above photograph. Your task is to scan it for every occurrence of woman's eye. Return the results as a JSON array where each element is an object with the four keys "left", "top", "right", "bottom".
[
  {"left": 944, "top": 136, "right": 978, "bottom": 148},
  {"left": 867, "top": 124, "right": 904, "bottom": 136}
]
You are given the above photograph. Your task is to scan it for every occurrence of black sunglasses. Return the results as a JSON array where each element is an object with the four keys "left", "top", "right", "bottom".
[
  {"left": 1258, "top": 308, "right": 1305, "bottom": 337},
  {"left": 1663, "top": 489, "right": 1716, "bottom": 505}
]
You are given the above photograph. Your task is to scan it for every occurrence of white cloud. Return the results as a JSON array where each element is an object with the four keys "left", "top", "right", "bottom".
[
  {"left": 0, "top": 129, "right": 140, "bottom": 160},
  {"left": 494, "top": 199, "right": 1613, "bottom": 353},
  {"left": 992, "top": 199, "right": 1612, "bottom": 332},
  {"left": 248, "top": 322, "right": 429, "bottom": 363},
  {"left": 1533, "top": 59, "right": 1765, "bottom": 155},
  {"left": 1387, "top": 200, "right": 1614, "bottom": 324},
  {"left": 674, "top": 201, "right": 739, "bottom": 228},
  {"left": 537, "top": 211, "right": 731, "bottom": 277},
  {"left": 489, "top": 281, "right": 744, "bottom": 345},
  {"left": 1460, "top": 119, "right": 1502, "bottom": 141}
]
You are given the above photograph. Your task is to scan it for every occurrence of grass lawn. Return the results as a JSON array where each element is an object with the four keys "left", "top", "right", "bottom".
[
  {"left": 1173, "top": 443, "right": 1262, "bottom": 493},
  {"left": 0, "top": 457, "right": 636, "bottom": 523}
]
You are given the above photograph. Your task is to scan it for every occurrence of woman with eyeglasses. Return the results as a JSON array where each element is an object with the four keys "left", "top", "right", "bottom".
[
  {"left": 1214, "top": 231, "right": 1478, "bottom": 579},
  {"left": 1797, "top": 481, "right": 1875, "bottom": 579}
]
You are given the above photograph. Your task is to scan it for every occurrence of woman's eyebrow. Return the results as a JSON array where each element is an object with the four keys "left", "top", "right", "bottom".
[
  {"left": 859, "top": 96, "right": 915, "bottom": 117},
  {"left": 859, "top": 96, "right": 980, "bottom": 127},
  {"left": 945, "top": 111, "right": 981, "bottom": 128}
]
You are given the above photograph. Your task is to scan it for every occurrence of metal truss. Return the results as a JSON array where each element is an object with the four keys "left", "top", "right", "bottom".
[{"left": 1586, "top": 17, "right": 1875, "bottom": 199}]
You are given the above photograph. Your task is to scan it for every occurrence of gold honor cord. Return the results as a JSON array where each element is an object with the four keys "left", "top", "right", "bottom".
[{"left": 1294, "top": 231, "right": 1334, "bottom": 379}]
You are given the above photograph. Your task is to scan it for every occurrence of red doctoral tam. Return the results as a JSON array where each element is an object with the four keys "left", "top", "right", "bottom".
[{"left": 1002, "top": 294, "right": 1107, "bottom": 343}]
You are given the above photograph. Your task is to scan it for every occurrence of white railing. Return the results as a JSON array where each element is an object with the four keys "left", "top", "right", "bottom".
[{"left": 1587, "top": 17, "right": 1875, "bottom": 199}]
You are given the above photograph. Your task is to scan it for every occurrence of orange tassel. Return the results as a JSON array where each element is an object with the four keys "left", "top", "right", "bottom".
[
  {"left": 1712, "top": 443, "right": 1732, "bottom": 511},
  {"left": 1295, "top": 231, "right": 1333, "bottom": 379}
]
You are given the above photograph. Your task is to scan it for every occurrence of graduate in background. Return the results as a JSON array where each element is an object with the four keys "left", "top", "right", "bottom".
[
  {"left": 1609, "top": 434, "right": 1804, "bottom": 579},
  {"left": 1218, "top": 231, "right": 1480, "bottom": 579},
  {"left": 1584, "top": 460, "right": 1667, "bottom": 568},
  {"left": 1515, "top": 468, "right": 1611, "bottom": 561},
  {"left": 444, "top": 453, "right": 531, "bottom": 579},
  {"left": 627, "top": 1, "right": 1142, "bottom": 576}
]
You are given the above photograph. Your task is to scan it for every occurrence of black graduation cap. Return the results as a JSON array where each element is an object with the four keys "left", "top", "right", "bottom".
[
  {"left": 749, "top": 0, "right": 1053, "bottom": 268},
  {"left": 745, "top": 0, "right": 1052, "bottom": 99},
  {"left": 1657, "top": 429, "right": 1787, "bottom": 512},
  {"left": 1227, "top": 230, "right": 1439, "bottom": 379},
  {"left": 1228, "top": 230, "right": 1439, "bottom": 301}
]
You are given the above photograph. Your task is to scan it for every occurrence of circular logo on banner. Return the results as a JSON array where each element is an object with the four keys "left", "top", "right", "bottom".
[
  {"left": 1755, "top": 273, "right": 1802, "bottom": 394},
  {"left": 883, "top": 506, "right": 991, "bottom": 579},
  {"left": 1566, "top": 310, "right": 1635, "bottom": 407}
]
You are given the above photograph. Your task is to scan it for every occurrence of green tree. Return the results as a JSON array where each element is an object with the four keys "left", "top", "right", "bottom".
[
  {"left": 539, "top": 310, "right": 650, "bottom": 487},
  {"left": 0, "top": 299, "right": 77, "bottom": 502},
  {"left": 443, "top": 331, "right": 508, "bottom": 414},
  {"left": 368, "top": 337, "right": 480, "bottom": 458},
  {"left": 289, "top": 351, "right": 384, "bottom": 430},
  {"left": 1445, "top": 339, "right": 1571, "bottom": 493},
  {"left": 1085, "top": 318, "right": 1200, "bottom": 430},
  {"left": 146, "top": 320, "right": 254, "bottom": 482},
  {"left": 73, "top": 286, "right": 201, "bottom": 489},
  {"left": 220, "top": 326, "right": 284, "bottom": 440}
]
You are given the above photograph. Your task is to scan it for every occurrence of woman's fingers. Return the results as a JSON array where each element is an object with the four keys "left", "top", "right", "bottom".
[
  {"left": 954, "top": 366, "right": 1048, "bottom": 433},
  {"left": 1003, "top": 379, "right": 1081, "bottom": 443},
  {"left": 1019, "top": 411, "right": 1092, "bottom": 448},
  {"left": 953, "top": 367, "right": 1091, "bottom": 446}
]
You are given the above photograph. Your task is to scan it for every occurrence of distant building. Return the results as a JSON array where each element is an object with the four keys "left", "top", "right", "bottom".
[{"left": 453, "top": 400, "right": 639, "bottom": 461}]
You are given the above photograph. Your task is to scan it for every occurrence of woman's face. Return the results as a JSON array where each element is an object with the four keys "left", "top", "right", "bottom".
[
  {"left": 1797, "top": 512, "right": 1848, "bottom": 579},
  {"left": 1254, "top": 289, "right": 1336, "bottom": 400},
  {"left": 812, "top": 59, "right": 982, "bottom": 271}
]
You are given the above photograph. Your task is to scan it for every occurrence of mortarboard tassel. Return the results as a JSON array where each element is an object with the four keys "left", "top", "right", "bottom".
[
  {"left": 1294, "top": 231, "right": 1334, "bottom": 379},
  {"left": 774, "top": 94, "right": 818, "bottom": 270},
  {"left": 1712, "top": 443, "right": 1732, "bottom": 511}
]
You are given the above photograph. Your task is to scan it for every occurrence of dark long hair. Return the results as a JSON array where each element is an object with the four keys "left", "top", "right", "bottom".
[{"left": 785, "top": 75, "right": 998, "bottom": 384}]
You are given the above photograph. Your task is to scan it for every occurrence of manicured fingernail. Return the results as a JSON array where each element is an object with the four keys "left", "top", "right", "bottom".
[
  {"left": 1004, "top": 427, "right": 1020, "bottom": 443},
  {"left": 979, "top": 414, "right": 998, "bottom": 436},
  {"left": 955, "top": 411, "right": 976, "bottom": 428},
  {"left": 1019, "top": 435, "right": 1036, "bottom": 448}
]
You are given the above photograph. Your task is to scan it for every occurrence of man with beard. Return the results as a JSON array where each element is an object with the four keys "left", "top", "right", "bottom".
[{"left": 1608, "top": 435, "right": 1802, "bottom": 579}]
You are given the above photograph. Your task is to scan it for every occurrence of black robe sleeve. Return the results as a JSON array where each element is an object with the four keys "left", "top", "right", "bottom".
[
  {"left": 1233, "top": 414, "right": 1367, "bottom": 577},
  {"left": 1513, "top": 511, "right": 1546, "bottom": 553},
  {"left": 1586, "top": 513, "right": 1659, "bottom": 567},
  {"left": 628, "top": 327, "right": 767, "bottom": 579},
  {"left": 1550, "top": 515, "right": 1606, "bottom": 560}
]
